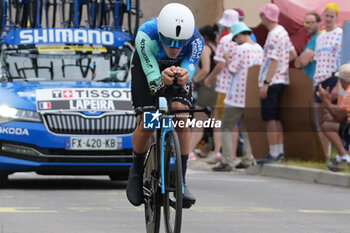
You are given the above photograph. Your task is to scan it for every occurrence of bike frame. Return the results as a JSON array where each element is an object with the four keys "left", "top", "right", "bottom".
[
  {"left": 113, "top": 0, "right": 122, "bottom": 30},
  {"left": 143, "top": 96, "right": 184, "bottom": 196},
  {"left": 143, "top": 91, "right": 211, "bottom": 232},
  {"left": 74, "top": 0, "right": 79, "bottom": 28},
  {"left": 151, "top": 95, "right": 210, "bottom": 195},
  {"left": 35, "top": 0, "right": 42, "bottom": 28},
  {"left": 159, "top": 114, "right": 183, "bottom": 195},
  {"left": 1, "top": 0, "right": 15, "bottom": 31},
  {"left": 1, "top": 0, "right": 7, "bottom": 29}
]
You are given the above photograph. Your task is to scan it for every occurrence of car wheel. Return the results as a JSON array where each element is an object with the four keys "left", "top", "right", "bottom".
[
  {"left": 0, "top": 173, "right": 9, "bottom": 188},
  {"left": 109, "top": 173, "right": 128, "bottom": 181}
]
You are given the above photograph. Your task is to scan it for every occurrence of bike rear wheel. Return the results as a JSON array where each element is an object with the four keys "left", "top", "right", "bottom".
[
  {"left": 86, "top": 0, "right": 103, "bottom": 28},
  {"left": 43, "top": 0, "right": 57, "bottom": 27},
  {"left": 163, "top": 130, "right": 182, "bottom": 233},
  {"left": 59, "top": 0, "right": 72, "bottom": 27},
  {"left": 0, "top": 0, "right": 4, "bottom": 31},
  {"left": 144, "top": 141, "right": 161, "bottom": 233},
  {"left": 28, "top": 0, "right": 41, "bottom": 28},
  {"left": 14, "top": 0, "right": 30, "bottom": 28},
  {"left": 125, "top": 0, "right": 140, "bottom": 39}
]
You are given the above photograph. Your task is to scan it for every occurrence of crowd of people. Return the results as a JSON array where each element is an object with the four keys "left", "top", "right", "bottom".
[{"left": 189, "top": 2, "right": 350, "bottom": 172}]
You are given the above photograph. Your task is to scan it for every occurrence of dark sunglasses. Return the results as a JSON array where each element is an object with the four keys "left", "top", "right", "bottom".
[{"left": 159, "top": 32, "right": 188, "bottom": 49}]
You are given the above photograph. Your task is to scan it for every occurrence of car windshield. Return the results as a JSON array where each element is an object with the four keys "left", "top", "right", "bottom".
[{"left": 0, "top": 43, "right": 134, "bottom": 82}]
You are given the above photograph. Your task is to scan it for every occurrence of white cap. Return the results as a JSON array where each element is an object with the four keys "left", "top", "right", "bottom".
[
  {"left": 218, "top": 9, "right": 239, "bottom": 27},
  {"left": 336, "top": 64, "right": 350, "bottom": 82}
]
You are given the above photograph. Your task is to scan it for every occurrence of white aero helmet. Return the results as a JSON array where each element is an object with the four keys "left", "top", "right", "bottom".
[{"left": 157, "top": 3, "right": 195, "bottom": 48}]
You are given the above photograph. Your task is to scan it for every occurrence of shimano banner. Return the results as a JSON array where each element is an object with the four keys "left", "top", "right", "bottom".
[{"left": 3, "top": 28, "right": 133, "bottom": 46}]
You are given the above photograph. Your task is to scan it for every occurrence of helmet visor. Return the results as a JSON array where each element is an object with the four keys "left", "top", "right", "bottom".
[{"left": 159, "top": 32, "right": 189, "bottom": 49}]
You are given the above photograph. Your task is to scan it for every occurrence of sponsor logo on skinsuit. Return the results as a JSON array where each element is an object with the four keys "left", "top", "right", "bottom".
[
  {"left": 140, "top": 38, "right": 153, "bottom": 69},
  {"left": 189, "top": 38, "right": 203, "bottom": 62}
]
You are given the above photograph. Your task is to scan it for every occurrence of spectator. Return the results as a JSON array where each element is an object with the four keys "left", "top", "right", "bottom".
[
  {"left": 203, "top": 9, "right": 239, "bottom": 164},
  {"left": 294, "top": 12, "right": 322, "bottom": 82},
  {"left": 234, "top": 8, "right": 245, "bottom": 22},
  {"left": 234, "top": 8, "right": 258, "bottom": 43},
  {"left": 218, "top": 9, "right": 237, "bottom": 41},
  {"left": 313, "top": 3, "right": 343, "bottom": 158},
  {"left": 212, "top": 22, "right": 263, "bottom": 171},
  {"left": 317, "top": 63, "right": 350, "bottom": 171},
  {"left": 256, "top": 3, "right": 297, "bottom": 164},
  {"left": 190, "top": 24, "right": 218, "bottom": 160}
]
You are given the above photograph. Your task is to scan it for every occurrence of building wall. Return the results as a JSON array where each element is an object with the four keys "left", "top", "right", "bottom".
[
  {"left": 223, "top": 0, "right": 270, "bottom": 27},
  {"left": 140, "top": 0, "right": 271, "bottom": 29},
  {"left": 140, "top": 0, "right": 223, "bottom": 28}
]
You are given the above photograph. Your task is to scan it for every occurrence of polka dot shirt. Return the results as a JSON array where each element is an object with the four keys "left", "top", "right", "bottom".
[
  {"left": 314, "top": 27, "right": 342, "bottom": 85},
  {"left": 258, "top": 25, "right": 294, "bottom": 87},
  {"left": 225, "top": 43, "right": 263, "bottom": 107},
  {"left": 213, "top": 33, "right": 238, "bottom": 93}
]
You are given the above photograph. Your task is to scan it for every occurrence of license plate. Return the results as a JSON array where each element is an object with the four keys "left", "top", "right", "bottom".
[{"left": 67, "top": 137, "right": 122, "bottom": 150}]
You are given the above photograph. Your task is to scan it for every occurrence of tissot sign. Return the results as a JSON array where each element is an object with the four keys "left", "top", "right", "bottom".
[{"left": 35, "top": 88, "right": 132, "bottom": 112}]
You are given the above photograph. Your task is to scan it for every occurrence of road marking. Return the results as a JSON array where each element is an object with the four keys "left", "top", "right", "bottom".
[
  {"left": 189, "top": 177, "right": 266, "bottom": 182},
  {"left": 68, "top": 207, "right": 143, "bottom": 212},
  {"left": 191, "top": 207, "right": 350, "bottom": 215},
  {"left": 191, "top": 207, "right": 282, "bottom": 213},
  {"left": 2, "top": 206, "right": 349, "bottom": 215},
  {"left": 0, "top": 207, "right": 57, "bottom": 213},
  {"left": 299, "top": 209, "right": 350, "bottom": 214},
  {"left": 95, "top": 191, "right": 120, "bottom": 196}
]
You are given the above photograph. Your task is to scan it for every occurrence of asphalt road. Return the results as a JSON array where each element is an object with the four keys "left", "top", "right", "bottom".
[{"left": 1, "top": 169, "right": 350, "bottom": 233}]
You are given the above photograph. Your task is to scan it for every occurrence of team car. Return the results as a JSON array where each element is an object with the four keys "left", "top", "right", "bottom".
[{"left": 0, "top": 28, "right": 137, "bottom": 187}]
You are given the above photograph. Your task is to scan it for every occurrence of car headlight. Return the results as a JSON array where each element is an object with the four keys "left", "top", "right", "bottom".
[{"left": 0, "top": 105, "right": 42, "bottom": 123}]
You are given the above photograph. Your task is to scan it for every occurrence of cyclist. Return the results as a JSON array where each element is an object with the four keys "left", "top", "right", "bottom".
[{"left": 126, "top": 3, "right": 204, "bottom": 207}]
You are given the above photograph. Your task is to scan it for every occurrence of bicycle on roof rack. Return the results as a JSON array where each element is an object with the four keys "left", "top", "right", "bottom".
[
  {"left": 0, "top": 0, "right": 53, "bottom": 29},
  {"left": 57, "top": 0, "right": 142, "bottom": 39},
  {"left": 0, "top": 0, "right": 141, "bottom": 41}
]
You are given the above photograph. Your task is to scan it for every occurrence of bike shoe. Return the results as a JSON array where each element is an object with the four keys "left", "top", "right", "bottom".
[
  {"left": 183, "top": 183, "right": 196, "bottom": 208},
  {"left": 168, "top": 186, "right": 195, "bottom": 209},
  {"left": 126, "top": 165, "right": 144, "bottom": 206}
]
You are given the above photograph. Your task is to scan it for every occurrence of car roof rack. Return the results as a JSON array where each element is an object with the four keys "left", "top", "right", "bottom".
[{"left": 0, "top": 0, "right": 142, "bottom": 46}]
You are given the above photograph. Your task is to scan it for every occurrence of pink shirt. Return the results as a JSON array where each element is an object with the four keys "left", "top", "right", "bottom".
[
  {"left": 213, "top": 33, "right": 238, "bottom": 93},
  {"left": 314, "top": 27, "right": 342, "bottom": 85},
  {"left": 258, "top": 25, "right": 294, "bottom": 87},
  {"left": 225, "top": 43, "right": 263, "bottom": 107}
]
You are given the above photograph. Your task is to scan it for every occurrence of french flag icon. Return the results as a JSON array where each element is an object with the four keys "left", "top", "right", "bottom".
[{"left": 40, "top": 102, "right": 52, "bottom": 109}]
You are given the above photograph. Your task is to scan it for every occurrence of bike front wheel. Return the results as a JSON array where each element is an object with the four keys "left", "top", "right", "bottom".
[
  {"left": 144, "top": 141, "right": 161, "bottom": 233},
  {"left": 126, "top": 0, "right": 140, "bottom": 40},
  {"left": 163, "top": 130, "right": 182, "bottom": 233}
]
